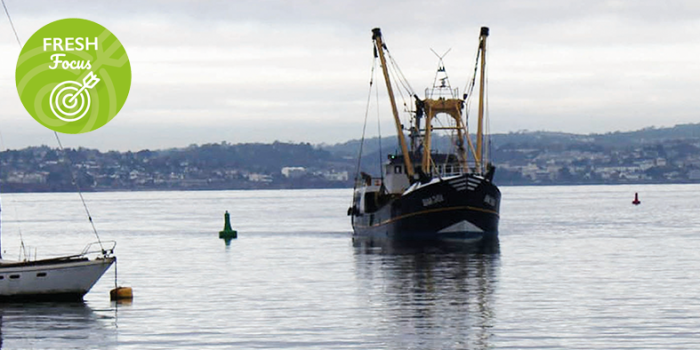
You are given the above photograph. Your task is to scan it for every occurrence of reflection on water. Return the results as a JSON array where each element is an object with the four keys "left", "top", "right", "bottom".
[
  {"left": 353, "top": 239, "right": 500, "bottom": 349},
  {"left": 0, "top": 302, "right": 116, "bottom": 349},
  {"left": 1, "top": 187, "right": 698, "bottom": 348}
]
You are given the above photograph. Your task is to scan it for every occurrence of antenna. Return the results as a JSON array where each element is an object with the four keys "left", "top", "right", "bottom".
[
  {"left": 430, "top": 48, "right": 452, "bottom": 60},
  {"left": 428, "top": 48, "right": 457, "bottom": 99},
  {"left": 430, "top": 48, "right": 451, "bottom": 73}
]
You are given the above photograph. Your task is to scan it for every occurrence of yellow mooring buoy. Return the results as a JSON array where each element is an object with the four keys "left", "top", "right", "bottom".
[
  {"left": 110, "top": 286, "right": 133, "bottom": 301},
  {"left": 219, "top": 211, "right": 238, "bottom": 240}
]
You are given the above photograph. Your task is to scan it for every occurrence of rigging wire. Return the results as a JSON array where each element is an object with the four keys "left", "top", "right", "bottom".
[
  {"left": 462, "top": 41, "right": 483, "bottom": 169},
  {"left": 1, "top": 0, "right": 21, "bottom": 47},
  {"left": 463, "top": 42, "right": 481, "bottom": 124},
  {"left": 385, "top": 50, "right": 416, "bottom": 151},
  {"left": 2, "top": 0, "right": 30, "bottom": 260},
  {"left": 352, "top": 56, "right": 377, "bottom": 196},
  {"left": 53, "top": 132, "right": 105, "bottom": 253},
  {"left": 375, "top": 71, "right": 383, "bottom": 181},
  {"left": 463, "top": 38, "right": 482, "bottom": 103},
  {"left": 387, "top": 54, "right": 410, "bottom": 115},
  {"left": 383, "top": 44, "right": 416, "bottom": 97},
  {"left": 377, "top": 40, "right": 415, "bottom": 163},
  {"left": 383, "top": 44, "right": 418, "bottom": 139},
  {"left": 484, "top": 50, "right": 492, "bottom": 168},
  {"left": 0, "top": 132, "right": 28, "bottom": 261},
  {"left": 3, "top": 1, "right": 107, "bottom": 254}
]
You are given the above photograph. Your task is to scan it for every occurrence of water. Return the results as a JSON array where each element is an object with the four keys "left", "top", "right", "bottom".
[{"left": 0, "top": 185, "right": 699, "bottom": 349}]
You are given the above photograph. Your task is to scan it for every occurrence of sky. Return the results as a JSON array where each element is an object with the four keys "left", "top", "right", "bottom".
[{"left": 1, "top": 0, "right": 699, "bottom": 151}]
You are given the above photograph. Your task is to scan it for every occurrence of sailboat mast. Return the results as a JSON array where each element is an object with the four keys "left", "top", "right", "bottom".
[
  {"left": 476, "top": 27, "right": 489, "bottom": 173},
  {"left": 372, "top": 28, "right": 415, "bottom": 179}
]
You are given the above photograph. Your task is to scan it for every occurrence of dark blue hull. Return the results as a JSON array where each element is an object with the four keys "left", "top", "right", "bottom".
[{"left": 351, "top": 174, "right": 500, "bottom": 243}]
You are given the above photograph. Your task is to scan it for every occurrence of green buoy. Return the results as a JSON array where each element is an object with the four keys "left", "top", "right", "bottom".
[{"left": 219, "top": 211, "right": 238, "bottom": 240}]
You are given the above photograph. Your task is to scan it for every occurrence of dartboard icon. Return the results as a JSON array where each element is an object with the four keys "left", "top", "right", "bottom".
[{"left": 49, "top": 71, "right": 101, "bottom": 122}]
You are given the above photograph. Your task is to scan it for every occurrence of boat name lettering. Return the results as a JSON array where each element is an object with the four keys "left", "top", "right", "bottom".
[
  {"left": 484, "top": 195, "right": 496, "bottom": 207},
  {"left": 422, "top": 194, "right": 444, "bottom": 207}
]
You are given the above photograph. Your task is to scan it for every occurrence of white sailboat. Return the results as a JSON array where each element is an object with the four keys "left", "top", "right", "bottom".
[
  {"left": 0, "top": 242, "right": 115, "bottom": 301},
  {"left": 0, "top": 196, "right": 116, "bottom": 301}
]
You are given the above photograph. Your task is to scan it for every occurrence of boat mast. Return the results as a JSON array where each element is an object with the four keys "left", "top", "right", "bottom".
[
  {"left": 372, "top": 28, "right": 415, "bottom": 179},
  {"left": 475, "top": 27, "right": 489, "bottom": 173}
]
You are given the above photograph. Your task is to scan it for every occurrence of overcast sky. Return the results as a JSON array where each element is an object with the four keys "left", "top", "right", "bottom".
[{"left": 1, "top": 0, "right": 699, "bottom": 151}]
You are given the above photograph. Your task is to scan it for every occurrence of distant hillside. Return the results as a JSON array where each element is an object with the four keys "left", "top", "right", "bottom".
[
  {"left": 589, "top": 124, "right": 700, "bottom": 146},
  {"left": 0, "top": 142, "right": 352, "bottom": 192},
  {"left": 160, "top": 141, "right": 335, "bottom": 173},
  {"left": 322, "top": 123, "right": 700, "bottom": 185},
  {"left": 323, "top": 123, "right": 700, "bottom": 158},
  {"left": 2, "top": 123, "right": 700, "bottom": 192}
]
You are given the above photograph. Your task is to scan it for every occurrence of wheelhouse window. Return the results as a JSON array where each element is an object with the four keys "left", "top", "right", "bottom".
[{"left": 394, "top": 165, "right": 402, "bottom": 174}]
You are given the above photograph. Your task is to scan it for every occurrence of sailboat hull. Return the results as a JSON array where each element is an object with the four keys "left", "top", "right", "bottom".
[
  {"left": 352, "top": 174, "right": 500, "bottom": 243},
  {"left": 0, "top": 257, "right": 115, "bottom": 301}
]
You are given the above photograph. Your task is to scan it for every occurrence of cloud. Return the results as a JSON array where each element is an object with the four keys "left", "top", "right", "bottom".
[{"left": 1, "top": 0, "right": 699, "bottom": 150}]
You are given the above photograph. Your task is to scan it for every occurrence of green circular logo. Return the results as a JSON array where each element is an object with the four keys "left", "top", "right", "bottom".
[{"left": 15, "top": 18, "right": 131, "bottom": 134}]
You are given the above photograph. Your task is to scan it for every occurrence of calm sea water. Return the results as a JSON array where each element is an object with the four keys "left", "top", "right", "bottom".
[{"left": 0, "top": 185, "right": 699, "bottom": 349}]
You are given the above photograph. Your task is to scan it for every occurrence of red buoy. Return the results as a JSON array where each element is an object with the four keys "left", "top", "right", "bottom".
[{"left": 632, "top": 192, "right": 641, "bottom": 205}]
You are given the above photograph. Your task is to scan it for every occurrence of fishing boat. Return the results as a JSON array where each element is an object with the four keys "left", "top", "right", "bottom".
[{"left": 349, "top": 27, "right": 501, "bottom": 243}]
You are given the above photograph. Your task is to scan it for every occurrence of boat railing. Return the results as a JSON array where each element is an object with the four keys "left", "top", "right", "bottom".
[
  {"left": 433, "top": 164, "right": 467, "bottom": 178},
  {"left": 425, "top": 86, "right": 460, "bottom": 100},
  {"left": 80, "top": 240, "right": 117, "bottom": 258}
]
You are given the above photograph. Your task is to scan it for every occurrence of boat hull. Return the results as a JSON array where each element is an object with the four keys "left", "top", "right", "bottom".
[
  {"left": 352, "top": 174, "right": 500, "bottom": 243},
  {"left": 0, "top": 257, "right": 115, "bottom": 301}
]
